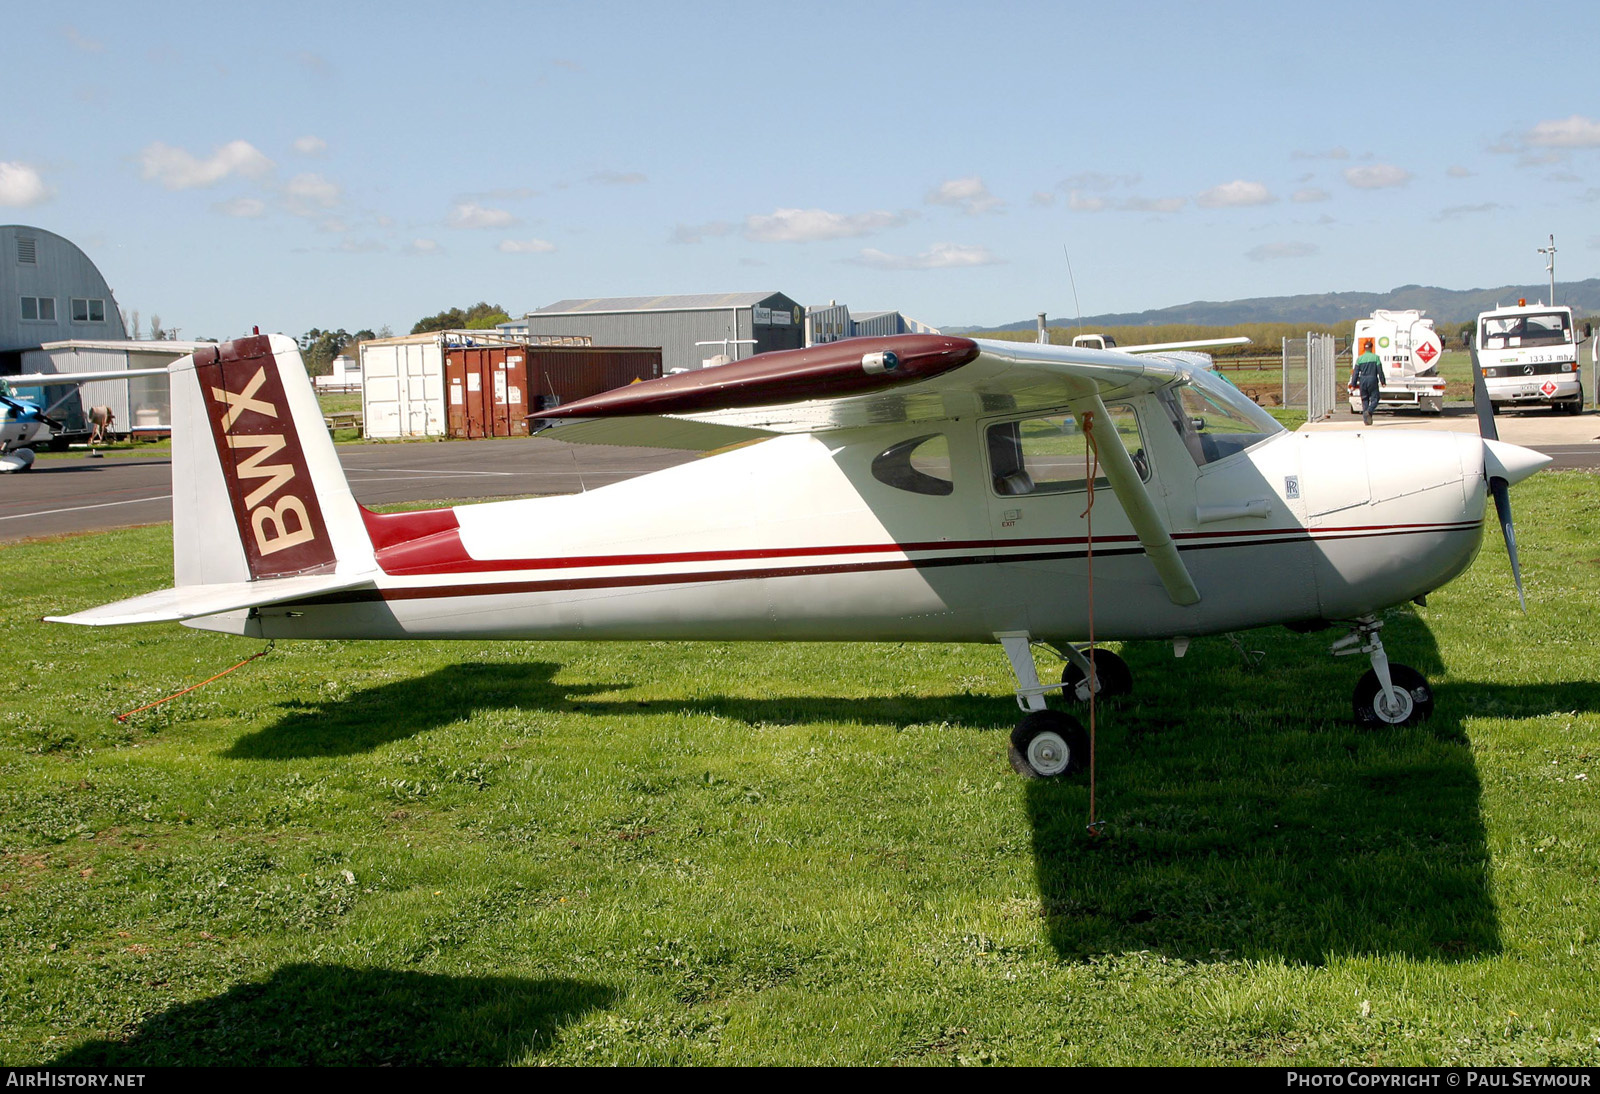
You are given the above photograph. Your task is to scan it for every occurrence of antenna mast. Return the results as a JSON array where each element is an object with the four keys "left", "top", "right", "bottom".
[{"left": 1538, "top": 234, "right": 1557, "bottom": 304}]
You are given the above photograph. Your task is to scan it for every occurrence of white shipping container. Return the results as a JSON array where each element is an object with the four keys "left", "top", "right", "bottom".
[{"left": 359, "top": 340, "right": 447, "bottom": 438}]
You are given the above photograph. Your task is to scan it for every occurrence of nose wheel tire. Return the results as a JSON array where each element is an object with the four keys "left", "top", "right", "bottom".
[
  {"left": 1061, "top": 649, "right": 1133, "bottom": 703},
  {"left": 1352, "top": 664, "right": 1434, "bottom": 727},
  {"left": 1008, "top": 711, "right": 1089, "bottom": 779}
]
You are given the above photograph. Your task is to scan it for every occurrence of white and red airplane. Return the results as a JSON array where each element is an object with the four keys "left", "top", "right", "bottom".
[{"left": 48, "top": 331, "right": 1548, "bottom": 778}]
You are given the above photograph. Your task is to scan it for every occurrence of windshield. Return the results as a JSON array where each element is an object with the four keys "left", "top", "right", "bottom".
[
  {"left": 1480, "top": 312, "right": 1572, "bottom": 348},
  {"left": 1159, "top": 369, "right": 1283, "bottom": 467}
]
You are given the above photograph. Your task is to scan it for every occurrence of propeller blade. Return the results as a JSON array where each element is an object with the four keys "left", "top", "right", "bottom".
[
  {"left": 1490, "top": 476, "right": 1526, "bottom": 611},
  {"left": 1470, "top": 342, "right": 1499, "bottom": 442}
]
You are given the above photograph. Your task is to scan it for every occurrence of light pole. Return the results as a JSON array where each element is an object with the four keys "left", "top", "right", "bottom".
[{"left": 1538, "top": 234, "right": 1557, "bottom": 304}]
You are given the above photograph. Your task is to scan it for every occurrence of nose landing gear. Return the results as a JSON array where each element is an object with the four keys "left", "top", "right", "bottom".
[{"left": 1333, "top": 616, "right": 1434, "bottom": 727}]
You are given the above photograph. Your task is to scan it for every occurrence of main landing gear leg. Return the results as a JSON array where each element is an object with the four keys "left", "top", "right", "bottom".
[
  {"left": 995, "top": 632, "right": 1088, "bottom": 779},
  {"left": 1331, "top": 616, "right": 1435, "bottom": 727}
]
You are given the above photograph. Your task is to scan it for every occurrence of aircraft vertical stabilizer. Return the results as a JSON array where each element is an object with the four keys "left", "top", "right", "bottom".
[{"left": 171, "top": 334, "right": 374, "bottom": 588}]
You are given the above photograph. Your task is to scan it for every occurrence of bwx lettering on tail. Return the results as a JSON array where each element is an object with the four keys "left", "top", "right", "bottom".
[{"left": 197, "top": 336, "right": 336, "bottom": 579}]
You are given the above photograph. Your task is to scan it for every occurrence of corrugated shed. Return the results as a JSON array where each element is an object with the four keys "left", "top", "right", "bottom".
[{"left": 533, "top": 292, "right": 782, "bottom": 315}]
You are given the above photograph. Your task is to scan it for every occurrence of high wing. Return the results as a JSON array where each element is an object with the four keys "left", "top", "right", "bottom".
[
  {"left": 540, "top": 335, "right": 1207, "bottom": 605},
  {"left": 540, "top": 335, "right": 1197, "bottom": 438},
  {"left": 6, "top": 367, "right": 171, "bottom": 388}
]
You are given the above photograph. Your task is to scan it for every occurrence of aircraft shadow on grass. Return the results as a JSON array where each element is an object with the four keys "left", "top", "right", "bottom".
[
  {"left": 49, "top": 964, "right": 616, "bottom": 1066},
  {"left": 224, "top": 612, "right": 1600, "bottom": 967}
]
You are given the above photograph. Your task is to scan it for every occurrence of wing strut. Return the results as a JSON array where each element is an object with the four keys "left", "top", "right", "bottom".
[{"left": 1070, "top": 392, "right": 1200, "bottom": 606}]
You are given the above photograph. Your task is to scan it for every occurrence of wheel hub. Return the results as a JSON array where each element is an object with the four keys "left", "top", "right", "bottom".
[
  {"left": 1027, "top": 732, "right": 1071, "bottom": 777},
  {"left": 1373, "top": 685, "right": 1415, "bottom": 724}
]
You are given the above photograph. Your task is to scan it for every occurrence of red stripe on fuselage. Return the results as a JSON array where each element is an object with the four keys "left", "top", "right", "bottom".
[
  {"left": 287, "top": 519, "right": 1480, "bottom": 607},
  {"left": 364, "top": 518, "right": 1483, "bottom": 577}
]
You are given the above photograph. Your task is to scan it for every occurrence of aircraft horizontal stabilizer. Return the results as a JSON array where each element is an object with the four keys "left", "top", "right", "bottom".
[{"left": 46, "top": 571, "right": 379, "bottom": 627}]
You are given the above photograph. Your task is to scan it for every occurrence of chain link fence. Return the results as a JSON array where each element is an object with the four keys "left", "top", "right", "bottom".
[{"left": 1282, "top": 332, "right": 1338, "bottom": 422}]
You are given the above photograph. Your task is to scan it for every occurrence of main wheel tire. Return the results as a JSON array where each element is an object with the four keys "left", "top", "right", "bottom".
[
  {"left": 1008, "top": 711, "right": 1089, "bottom": 779},
  {"left": 1061, "top": 649, "right": 1133, "bottom": 703},
  {"left": 1352, "top": 664, "right": 1434, "bottom": 727}
]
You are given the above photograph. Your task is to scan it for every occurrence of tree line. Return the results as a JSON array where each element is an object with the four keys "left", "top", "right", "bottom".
[{"left": 295, "top": 302, "right": 510, "bottom": 375}]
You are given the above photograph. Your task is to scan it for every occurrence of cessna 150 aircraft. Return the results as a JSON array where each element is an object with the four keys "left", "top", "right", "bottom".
[{"left": 48, "top": 331, "right": 1549, "bottom": 778}]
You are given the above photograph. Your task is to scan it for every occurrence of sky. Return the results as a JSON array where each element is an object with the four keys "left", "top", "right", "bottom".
[{"left": 4, "top": 0, "right": 1598, "bottom": 340}]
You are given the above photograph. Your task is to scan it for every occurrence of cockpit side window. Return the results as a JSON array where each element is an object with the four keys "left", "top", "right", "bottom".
[
  {"left": 871, "top": 433, "right": 954, "bottom": 496},
  {"left": 984, "top": 405, "right": 1147, "bottom": 496}
]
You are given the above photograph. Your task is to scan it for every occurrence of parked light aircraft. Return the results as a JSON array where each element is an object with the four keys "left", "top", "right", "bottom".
[
  {"left": 0, "top": 367, "right": 168, "bottom": 471},
  {"left": 0, "top": 381, "right": 58, "bottom": 472},
  {"left": 48, "top": 332, "right": 1549, "bottom": 777}
]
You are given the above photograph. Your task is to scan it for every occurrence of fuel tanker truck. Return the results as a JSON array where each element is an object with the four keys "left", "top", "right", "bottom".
[{"left": 1347, "top": 309, "right": 1447, "bottom": 415}]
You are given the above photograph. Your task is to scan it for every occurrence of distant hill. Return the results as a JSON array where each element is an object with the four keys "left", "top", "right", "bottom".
[{"left": 950, "top": 280, "right": 1600, "bottom": 333}]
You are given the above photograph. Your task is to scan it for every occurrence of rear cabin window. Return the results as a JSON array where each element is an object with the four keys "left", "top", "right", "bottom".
[
  {"left": 872, "top": 433, "right": 953, "bottom": 496},
  {"left": 985, "top": 405, "right": 1147, "bottom": 496}
]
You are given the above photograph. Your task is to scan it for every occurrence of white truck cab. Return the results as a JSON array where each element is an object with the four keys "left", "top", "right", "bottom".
[
  {"left": 1476, "top": 300, "right": 1582, "bottom": 415},
  {"left": 1069, "top": 333, "right": 1117, "bottom": 350}
]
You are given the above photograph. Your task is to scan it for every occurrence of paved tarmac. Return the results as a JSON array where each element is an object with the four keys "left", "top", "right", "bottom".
[
  {"left": 1300, "top": 402, "right": 1600, "bottom": 470},
  {"left": 5, "top": 404, "right": 1597, "bottom": 543},
  {"left": 0, "top": 436, "right": 694, "bottom": 543}
]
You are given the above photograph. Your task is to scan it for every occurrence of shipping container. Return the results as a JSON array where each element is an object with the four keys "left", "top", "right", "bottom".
[{"left": 443, "top": 344, "right": 662, "bottom": 438}]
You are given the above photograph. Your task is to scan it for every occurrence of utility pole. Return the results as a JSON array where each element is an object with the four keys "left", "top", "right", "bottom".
[{"left": 1538, "top": 234, "right": 1557, "bottom": 304}]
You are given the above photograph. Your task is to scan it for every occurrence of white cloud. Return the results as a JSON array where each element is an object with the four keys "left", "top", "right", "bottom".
[
  {"left": 1291, "top": 147, "right": 1349, "bottom": 161},
  {"left": 404, "top": 238, "right": 442, "bottom": 255},
  {"left": 850, "top": 243, "right": 1002, "bottom": 270},
  {"left": 925, "top": 176, "right": 1003, "bottom": 215},
  {"left": 1446, "top": 165, "right": 1474, "bottom": 178},
  {"left": 1197, "top": 180, "right": 1275, "bottom": 208},
  {"left": 1122, "top": 195, "right": 1186, "bottom": 213},
  {"left": 284, "top": 172, "right": 341, "bottom": 212},
  {"left": 1343, "top": 164, "right": 1412, "bottom": 189},
  {"left": 498, "top": 238, "right": 556, "bottom": 253},
  {"left": 1246, "top": 241, "right": 1317, "bottom": 261},
  {"left": 670, "top": 220, "right": 735, "bottom": 244},
  {"left": 337, "top": 238, "right": 385, "bottom": 254},
  {"left": 139, "top": 140, "right": 273, "bottom": 189},
  {"left": 1030, "top": 190, "right": 1057, "bottom": 206},
  {"left": 1525, "top": 114, "right": 1600, "bottom": 148},
  {"left": 293, "top": 135, "right": 327, "bottom": 157},
  {"left": 1291, "top": 187, "right": 1330, "bottom": 203},
  {"left": 1067, "top": 191, "right": 1108, "bottom": 211},
  {"left": 212, "top": 197, "right": 266, "bottom": 218},
  {"left": 587, "top": 170, "right": 646, "bottom": 185},
  {"left": 742, "top": 207, "right": 909, "bottom": 243},
  {"left": 1060, "top": 171, "right": 1138, "bottom": 190},
  {"left": 447, "top": 201, "right": 519, "bottom": 229},
  {"left": 0, "top": 162, "right": 54, "bottom": 207}
]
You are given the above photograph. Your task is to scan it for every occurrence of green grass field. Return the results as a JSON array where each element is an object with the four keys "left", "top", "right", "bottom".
[{"left": 3, "top": 474, "right": 1599, "bottom": 1065}]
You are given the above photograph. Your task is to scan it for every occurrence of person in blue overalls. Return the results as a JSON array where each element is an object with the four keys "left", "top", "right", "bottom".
[{"left": 1351, "top": 345, "right": 1384, "bottom": 426}]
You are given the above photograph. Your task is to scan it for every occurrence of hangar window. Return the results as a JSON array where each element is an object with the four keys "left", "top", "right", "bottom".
[
  {"left": 19, "top": 296, "right": 55, "bottom": 322},
  {"left": 16, "top": 238, "right": 36, "bottom": 264},
  {"left": 71, "top": 298, "right": 106, "bottom": 323},
  {"left": 986, "top": 405, "right": 1147, "bottom": 496},
  {"left": 872, "top": 433, "right": 953, "bottom": 496}
]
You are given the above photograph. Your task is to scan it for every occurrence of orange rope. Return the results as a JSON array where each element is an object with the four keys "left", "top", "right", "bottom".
[
  {"left": 1080, "top": 413, "right": 1102, "bottom": 837},
  {"left": 115, "top": 642, "right": 274, "bottom": 722}
]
